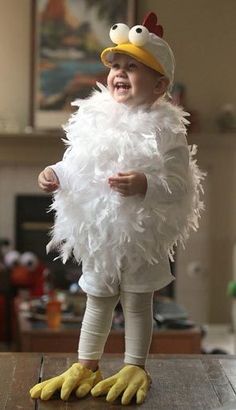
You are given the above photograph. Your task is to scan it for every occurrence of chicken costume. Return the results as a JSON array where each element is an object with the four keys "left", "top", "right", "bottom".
[
  {"left": 30, "top": 12, "right": 204, "bottom": 405},
  {"left": 49, "top": 85, "right": 203, "bottom": 296}
]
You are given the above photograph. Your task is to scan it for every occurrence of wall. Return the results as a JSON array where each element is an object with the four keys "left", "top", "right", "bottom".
[
  {"left": 137, "top": 0, "right": 236, "bottom": 323},
  {"left": 138, "top": 0, "right": 236, "bottom": 131},
  {"left": 0, "top": 0, "right": 31, "bottom": 130},
  {"left": 176, "top": 133, "right": 236, "bottom": 323}
]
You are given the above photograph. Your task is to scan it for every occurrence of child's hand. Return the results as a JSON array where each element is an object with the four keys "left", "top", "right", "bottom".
[
  {"left": 38, "top": 167, "right": 59, "bottom": 192},
  {"left": 108, "top": 172, "right": 147, "bottom": 197}
]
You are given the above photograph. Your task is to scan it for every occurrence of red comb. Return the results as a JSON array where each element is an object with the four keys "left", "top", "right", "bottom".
[{"left": 142, "top": 12, "right": 163, "bottom": 38}]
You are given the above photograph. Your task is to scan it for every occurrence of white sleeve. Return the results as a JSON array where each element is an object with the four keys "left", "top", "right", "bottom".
[
  {"left": 144, "top": 145, "right": 190, "bottom": 204},
  {"left": 49, "top": 145, "right": 74, "bottom": 190},
  {"left": 49, "top": 161, "right": 68, "bottom": 190}
]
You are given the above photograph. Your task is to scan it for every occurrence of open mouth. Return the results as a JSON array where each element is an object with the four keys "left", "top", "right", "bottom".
[{"left": 115, "top": 82, "right": 131, "bottom": 90}]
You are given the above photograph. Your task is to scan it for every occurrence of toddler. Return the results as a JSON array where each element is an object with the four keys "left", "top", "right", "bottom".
[{"left": 30, "top": 12, "right": 204, "bottom": 405}]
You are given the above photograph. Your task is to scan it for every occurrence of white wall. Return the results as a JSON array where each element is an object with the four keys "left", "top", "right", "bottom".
[
  {"left": 0, "top": 0, "right": 31, "bottom": 130},
  {"left": 139, "top": 0, "right": 236, "bottom": 131}
]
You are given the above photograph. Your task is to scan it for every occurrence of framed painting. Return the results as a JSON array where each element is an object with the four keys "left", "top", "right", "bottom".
[{"left": 30, "top": 0, "right": 136, "bottom": 130}]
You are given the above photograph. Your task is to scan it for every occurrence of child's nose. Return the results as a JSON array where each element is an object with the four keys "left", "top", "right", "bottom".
[{"left": 116, "top": 69, "right": 128, "bottom": 78}]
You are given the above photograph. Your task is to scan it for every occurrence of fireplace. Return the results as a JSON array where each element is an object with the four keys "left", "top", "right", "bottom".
[
  {"left": 15, "top": 194, "right": 52, "bottom": 261},
  {"left": 15, "top": 194, "right": 81, "bottom": 289}
]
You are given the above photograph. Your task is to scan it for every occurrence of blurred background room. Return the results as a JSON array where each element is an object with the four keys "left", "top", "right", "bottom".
[{"left": 0, "top": 0, "right": 236, "bottom": 355}]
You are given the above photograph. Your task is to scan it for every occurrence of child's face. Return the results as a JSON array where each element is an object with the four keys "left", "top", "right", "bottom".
[{"left": 107, "top": 54, "right": 168, "bottom": 107}]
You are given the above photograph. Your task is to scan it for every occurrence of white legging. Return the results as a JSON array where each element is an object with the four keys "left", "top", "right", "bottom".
[{"left": 78, "top": 291, "right": 154, "bottom": 366}]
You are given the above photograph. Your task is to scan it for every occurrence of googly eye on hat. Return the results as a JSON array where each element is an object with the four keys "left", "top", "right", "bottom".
[{"left": 101, "top": 12, "right": 175, "bottom": 90}]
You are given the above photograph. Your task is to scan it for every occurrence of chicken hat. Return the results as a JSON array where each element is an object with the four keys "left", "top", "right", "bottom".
[{"left": 101, "top": 12, "right": 175, "bottom": 90}]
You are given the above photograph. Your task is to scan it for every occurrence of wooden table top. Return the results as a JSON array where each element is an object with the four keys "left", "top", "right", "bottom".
[{"left": 1, "top": 353, "right": 236, "bottom": 409}]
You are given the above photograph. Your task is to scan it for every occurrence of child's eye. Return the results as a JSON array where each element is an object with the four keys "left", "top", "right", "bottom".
[
  {"left": 111, "top": 63, "right": 120, "bottom": 69},
  {"left": 128, "top": 63, "right": 137, "bottom": 69}
]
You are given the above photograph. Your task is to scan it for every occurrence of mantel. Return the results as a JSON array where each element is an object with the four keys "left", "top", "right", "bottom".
[
  {"left": 0, "top": 131, "right": 235, "bottom": 165},
  {"left": 0, "top": 131, "right": 64, "bottom": 165}
]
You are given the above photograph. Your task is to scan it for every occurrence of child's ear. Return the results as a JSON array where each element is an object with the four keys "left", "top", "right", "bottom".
[{"left": 154, "top": 76, "right": 169, "bottom": 97}]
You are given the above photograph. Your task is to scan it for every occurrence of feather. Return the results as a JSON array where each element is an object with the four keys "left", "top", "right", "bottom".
[{"left": 49, "top": 85, "right": 204, "bottom": 281}]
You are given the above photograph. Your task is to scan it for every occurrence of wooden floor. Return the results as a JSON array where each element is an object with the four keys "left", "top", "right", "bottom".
[{"left": 1, "top": 353, "right": 236, "bottom": 409}]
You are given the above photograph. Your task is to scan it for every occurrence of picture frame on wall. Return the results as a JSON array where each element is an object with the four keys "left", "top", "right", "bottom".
[{"left": 30, "top": 0, "right": 136, "bottom": 130}]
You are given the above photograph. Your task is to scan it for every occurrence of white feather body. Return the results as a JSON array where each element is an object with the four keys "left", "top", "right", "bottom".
[{"left": 49, "top": 84, "right": 204, "bottom": 279}]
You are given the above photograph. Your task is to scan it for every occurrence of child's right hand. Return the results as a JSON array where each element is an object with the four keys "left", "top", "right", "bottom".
[{"left": 38, "top": 167, "right": 59, "bottom": 192}]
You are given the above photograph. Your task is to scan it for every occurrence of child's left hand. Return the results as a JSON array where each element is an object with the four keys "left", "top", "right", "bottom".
[{"left": 108, "top": 172, "right": 147, "bottom": 197}]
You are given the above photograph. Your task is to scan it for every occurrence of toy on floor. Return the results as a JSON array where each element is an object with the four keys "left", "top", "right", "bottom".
[{"left": 4, "top": 250, "right": 49, "bottom": 297}]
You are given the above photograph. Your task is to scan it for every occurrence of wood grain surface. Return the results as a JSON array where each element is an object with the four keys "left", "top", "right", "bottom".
[{"left": 1, "top": 353, "right": 236, "bottom": 409}]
